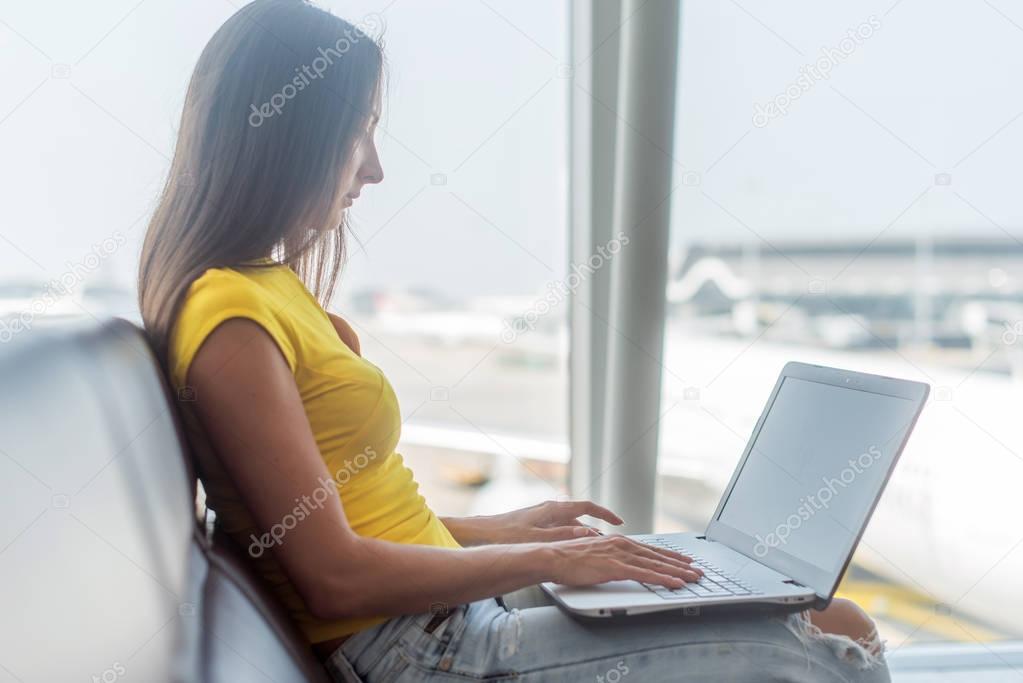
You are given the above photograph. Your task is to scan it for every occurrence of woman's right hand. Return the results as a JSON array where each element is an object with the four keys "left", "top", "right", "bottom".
[{"left": 544, "top": 535, "right": 703, "bottom": 589}]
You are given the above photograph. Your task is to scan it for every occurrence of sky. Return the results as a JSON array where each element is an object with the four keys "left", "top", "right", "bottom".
[
  {"left": 0, "top": 0, "right": 1021, "bottom": 299},
  {"left": 674, "top": 0, "right": 1023, "bottom": 245}
]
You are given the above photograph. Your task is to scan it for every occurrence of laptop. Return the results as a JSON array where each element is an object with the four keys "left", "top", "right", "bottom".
[{"left": 542, "top": 361, "right": 929, "bottom": 616}]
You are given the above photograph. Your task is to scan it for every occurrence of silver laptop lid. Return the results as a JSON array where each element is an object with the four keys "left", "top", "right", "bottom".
[{"left": 706, "top": 362, "right": 929, "bottom": 600}]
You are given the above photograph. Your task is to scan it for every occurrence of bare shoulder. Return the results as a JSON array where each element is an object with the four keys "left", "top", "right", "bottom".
[{"left": 190, "top": 318, "right": 288, "bottom": 379}]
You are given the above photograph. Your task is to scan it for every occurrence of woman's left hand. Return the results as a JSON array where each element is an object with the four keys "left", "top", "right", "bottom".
[{"left": 443, "top": 500, "right": 625, "bottom": 545}]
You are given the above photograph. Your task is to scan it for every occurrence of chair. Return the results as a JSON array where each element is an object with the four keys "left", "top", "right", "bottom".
[{"left": 0, "top": 318, "right": 330, "bottom": 682}]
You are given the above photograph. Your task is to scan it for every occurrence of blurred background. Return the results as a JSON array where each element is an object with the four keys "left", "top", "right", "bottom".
[{"left": 2, "top": 0, "right": 1023, "bottom": 667}]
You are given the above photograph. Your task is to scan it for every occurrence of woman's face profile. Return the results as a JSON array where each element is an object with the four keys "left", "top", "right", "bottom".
[{"left": 337, "top": 98, "right": 384, "bottom": 216}]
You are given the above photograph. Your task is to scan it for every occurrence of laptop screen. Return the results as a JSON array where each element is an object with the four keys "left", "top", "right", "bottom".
[{"left": 715, "top": 376, "right": 919, "bottom": 580}]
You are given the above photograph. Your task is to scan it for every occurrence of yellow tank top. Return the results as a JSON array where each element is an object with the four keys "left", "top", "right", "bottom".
[{"left": 167, "top": 260, "right": 460, "bottom": 642}]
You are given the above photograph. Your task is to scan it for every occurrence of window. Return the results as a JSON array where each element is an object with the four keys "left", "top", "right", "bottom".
[
  {"left": 0, "top": 1, "right": 571, "bottom": 511},
  {"left": 659, "top": 0, "right": 1023, "bottom": 647},
  {"left": 334, "top": 0, "right": 572, "bottom": 511}
]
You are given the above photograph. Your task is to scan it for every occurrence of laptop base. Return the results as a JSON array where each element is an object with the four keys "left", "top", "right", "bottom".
[{"left": 540, "top": 533, "right": 817, "bottom": 618}]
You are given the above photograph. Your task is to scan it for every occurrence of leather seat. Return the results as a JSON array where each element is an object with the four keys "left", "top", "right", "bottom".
[{"left": 0, "top": 319, "right": 331, "bottom": 682}]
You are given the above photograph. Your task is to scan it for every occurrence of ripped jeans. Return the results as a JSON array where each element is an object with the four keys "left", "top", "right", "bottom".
[{"left": 325, "top": 586, "right": 889, "bottom": 683}]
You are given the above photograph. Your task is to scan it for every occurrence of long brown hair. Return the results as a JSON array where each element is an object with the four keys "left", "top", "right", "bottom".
[{"left": 138, "top": 0, "right": 383, "bottom": 363}]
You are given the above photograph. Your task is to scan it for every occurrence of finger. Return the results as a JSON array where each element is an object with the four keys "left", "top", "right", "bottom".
[
  {"left": 631, "top": 556, "right": 702, "bottom": 582},
  {"left": 618, "top": 539, "right": 701, "bottom": 576},
  {"left": 615, "top": 563, "right": 686, "bottom": 589},
  {"left": 603, "top": 537, "right": 700, "bottom": 578},
  {"left": 565, "top": 520, "right": 607, "bottom": 536},
  {"left": 604, "top": 535, "right": 696, "bottom": 565},
  {"left": 559, "top": 500, "right": 624, "bottom": 526},
  {"left": 537, "top": 526, "right": 600, "bottom": 542},
  {"left": 633, "top": 539, "right": 697, "bottom": 566},
  {"left": 614, "top": 541, "right": 700, "bottom": 576},
  {"left": 643, "top": 546, "right": 697, "bottom": 569}
]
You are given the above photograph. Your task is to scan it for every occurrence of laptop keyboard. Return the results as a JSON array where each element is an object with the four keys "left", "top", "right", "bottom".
[{"left": 641, "top": 537, "right": 762, "bottom": 601}]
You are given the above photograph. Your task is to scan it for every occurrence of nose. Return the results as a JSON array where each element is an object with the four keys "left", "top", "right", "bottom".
[{"left": 359, "top": 146, "right": 384, "bottom": 186}]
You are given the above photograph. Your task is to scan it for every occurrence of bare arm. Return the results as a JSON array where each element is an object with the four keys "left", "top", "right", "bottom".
[{"left": 187, "top": 319, "right": 700, "bottom": 621}]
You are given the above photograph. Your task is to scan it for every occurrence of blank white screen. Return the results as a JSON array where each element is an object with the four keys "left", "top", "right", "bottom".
[{"left": 718, "top": 377, "right": 918, "bottom": 574}]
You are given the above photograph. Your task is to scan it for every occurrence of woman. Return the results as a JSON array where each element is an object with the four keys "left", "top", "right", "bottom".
[{"left": 139, "top": 1, "right": 888, "bottom": 680}]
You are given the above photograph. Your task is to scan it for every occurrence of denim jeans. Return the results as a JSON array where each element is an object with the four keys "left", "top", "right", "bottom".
[{"left": 325, "top": 588, "right": 889, "bottom": 683}]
